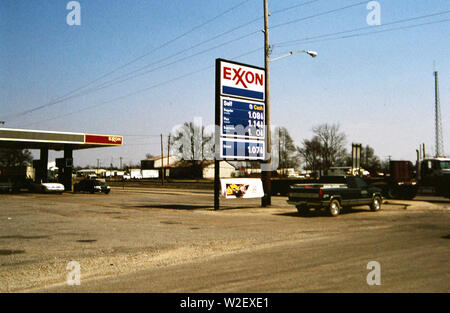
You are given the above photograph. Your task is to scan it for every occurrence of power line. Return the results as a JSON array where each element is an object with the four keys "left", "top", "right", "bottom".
[
  {"left": 79, "top": 0, "right": 321, "bottom": 95},
  {"left": 2, "top": 0, "right": 253, "bottom": 121},
  {"left": 93, "top": 0, "right": 321, "bottom": 91},
  {"left": 8, "top": 31, "right": 260, "bottom": 122},
  {"left": 17, "top": 2, "right": 447, "bottom": 127},
  {"left": 7, "top": 1, "right": 323, "bottom": 122},
  {"left": 270, "top": 1, "right": 368, "bottom": 30},
  {"left": 11, "top": 28, "right": 260, "bottom": 120},
  {"left": 22, "top": 64, "right": 214, "bottom": 127},
  {"left": 274, "top": 18, "right": 450, "bottom": 49},
  {"left": 61, "top": 0, "right": 362, "bottom": 102},
  {"left": 271, "top": 0, "right": 320, "bottom": 15},
  {"left": 275, "top": 10, "right": 450, "bottom": 48},
  {"left": 22, "top": 15, "right": 450, "bottom": 127},
  {"left": 22, "top": 46, "right": 267, "bottom": 127},
  {"left": 72, "top": 32, "right": 261, "bottom": 96}
]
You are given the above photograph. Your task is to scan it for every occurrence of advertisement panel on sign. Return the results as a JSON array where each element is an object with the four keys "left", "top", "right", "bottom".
[
  {"left": 221, "top": 178, "right": 264, "bottom": 199},
  {"left": 220, "top": 60, "right": 265, "bottom": 101}
]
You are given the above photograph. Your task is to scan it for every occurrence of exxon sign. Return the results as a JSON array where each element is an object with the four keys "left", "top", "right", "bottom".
[{"left": 220, "top": 60, "right": 265, "bottom": 101}]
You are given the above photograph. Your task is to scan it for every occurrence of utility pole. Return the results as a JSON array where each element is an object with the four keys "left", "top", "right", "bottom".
[
  {"left": 434, "top": 71, "right": 444, "bottom": 157},
  {"left": 167, "top": 134, "right": 171, "bottom": 168},
  {"left": 201, "top": 127, "right": 204, "bottom": 160},
  {"left": 119, "top": 157, "right": 123, "bottom": 170},
  {"left": 160, "top": 134, "right": 164, "bottom": 185},
  {"left": 278, "top": 127, "right": 281, "bottom": 175},
  {"left": 261, "top": 0, "right": 271, "bottom": 207}
]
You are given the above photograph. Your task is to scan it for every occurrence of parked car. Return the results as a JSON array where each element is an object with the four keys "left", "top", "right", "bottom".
[
  {"left": 74, "top": 179, "right": 110, "bottom": 194},
  {"left": 29, "top": 182, "right": 65, "bottom": 194}
]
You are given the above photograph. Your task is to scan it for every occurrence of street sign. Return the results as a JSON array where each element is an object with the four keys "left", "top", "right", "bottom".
[
  {"left": 220, "top": 60, "right": 265, "bottom": 101},
  {"left": 221, "top": 96, "right": 265, "bottom": 140},
  {"left": 220, "top": 138, "right": 265, "bottom": 160}
]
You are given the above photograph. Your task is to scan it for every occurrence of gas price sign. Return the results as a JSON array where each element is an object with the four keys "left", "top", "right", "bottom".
[
  {"left": 216, "top": 59, "right": 266, "bottom": 161},
  {"left": 221, "top": 97, "right": 265, "bottom": 140}
]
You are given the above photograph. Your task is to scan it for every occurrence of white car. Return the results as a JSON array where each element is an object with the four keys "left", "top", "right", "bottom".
[
  {"left": 42, "top": 183, "right": 65, "bottom": 193},
  {"left": 30, "top": 182, "right": 65, "bottom": 194}
]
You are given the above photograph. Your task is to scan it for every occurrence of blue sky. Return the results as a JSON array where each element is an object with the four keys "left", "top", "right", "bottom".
[{"left": 1, "top": 0, "right": 449, "bottom": 168}]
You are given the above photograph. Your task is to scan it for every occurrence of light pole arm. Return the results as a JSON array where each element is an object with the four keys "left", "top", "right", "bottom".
[{"left": 269, "top": 50, "right": 318, "bottom": 62}]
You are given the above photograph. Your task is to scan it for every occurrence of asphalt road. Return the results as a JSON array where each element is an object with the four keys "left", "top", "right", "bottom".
[{"left": 0, "top": 187, "right": 449, "bottom": 292}]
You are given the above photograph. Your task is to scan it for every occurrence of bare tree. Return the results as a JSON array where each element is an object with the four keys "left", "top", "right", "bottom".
[
  {"left": 297, "top": 123, "right": 347, "bottom": 176},
  {"left": 297, "top": 136, "right": 322, "bottom": 177},
  {"left": 276, "top": 127, "right": 300, "bottom": 174},
  {"left": 312, "top": 123, "right": 347, "bottom": 173},
  {"left": 171, "top": 121, "right": 214, "bottom": 168}
]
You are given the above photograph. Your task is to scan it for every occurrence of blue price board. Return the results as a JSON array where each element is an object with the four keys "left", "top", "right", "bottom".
[
  {"left": 221, "top": 97, "right": 265, "bottom": 140},
  {"left": 220, "top": 138, "right": 265, "bottom": 160}
]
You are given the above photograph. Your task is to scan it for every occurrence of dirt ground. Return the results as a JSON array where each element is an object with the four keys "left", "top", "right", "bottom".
[{"left": 0, "top": 187, "right": 449, "bottom": 292}]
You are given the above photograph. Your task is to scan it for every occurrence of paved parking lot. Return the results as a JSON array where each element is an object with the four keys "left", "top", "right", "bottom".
[{"left": 0, "top": 187, "right": 449, "bottom": 292}]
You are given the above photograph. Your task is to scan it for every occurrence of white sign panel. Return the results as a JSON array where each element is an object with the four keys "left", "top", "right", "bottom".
[
  {"left": 220, "top": 61, "right": 265, "bottom": 101},
  {"left": 220, "top": 178, "right": 264, "bottom": 199}
]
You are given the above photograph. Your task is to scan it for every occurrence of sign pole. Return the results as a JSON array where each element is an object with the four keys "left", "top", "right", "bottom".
[
  {"left": 261, "top": 0, "right": 271, "bottom": 207},
  {"left": 214, "top": 59, "right": 221, "bottom": 211}
]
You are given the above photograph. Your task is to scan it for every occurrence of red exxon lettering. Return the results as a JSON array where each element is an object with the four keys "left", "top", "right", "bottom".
[
  {"left": 224, "top": 65, "right": 264, "bottom": 88},
  {"left": 233, "top": 68, "right": 247, "bottom": 88},
  {"left": 223, "top": 67, "right": 232, "bottom": 80}
]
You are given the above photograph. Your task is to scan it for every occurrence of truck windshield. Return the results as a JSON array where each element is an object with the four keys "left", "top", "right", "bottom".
[{"left": 439, "top": 161, "right": 450, "bottom": 169}]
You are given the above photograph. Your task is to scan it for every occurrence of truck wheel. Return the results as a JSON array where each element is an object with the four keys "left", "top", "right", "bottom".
[
  {"left": 329, "top": 199, "right": 341, "bottom": 217},
  {"left": 370, "top": 195, "right": 382, "bottom": 212}
]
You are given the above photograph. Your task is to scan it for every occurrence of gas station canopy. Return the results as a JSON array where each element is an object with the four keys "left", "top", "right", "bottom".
[
  {"left": 0, "top": 128, "right": 123, "bottom": 150},
  {"left": 0, "top": 127, "right": 123, "bottom": 191}
]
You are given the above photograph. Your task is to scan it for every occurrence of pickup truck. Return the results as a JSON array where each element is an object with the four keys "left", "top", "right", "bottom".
[{"left": 287, "top": 176, "right": 383, "bottom": 217}]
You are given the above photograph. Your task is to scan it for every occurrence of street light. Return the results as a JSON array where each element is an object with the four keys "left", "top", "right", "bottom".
[
  {"left": 261, "top": 47, "right": 318, "bottom": 207},
  {"left": 269, "top": 50, "right": 318, "bottom": 62},
  {"left": 262, "top": 0, "right": 319, "bottom": 207}
]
